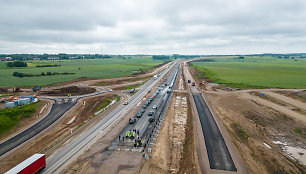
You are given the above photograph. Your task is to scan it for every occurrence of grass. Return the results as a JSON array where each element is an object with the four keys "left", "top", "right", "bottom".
[
  {"left": 191, "top": 56, "right": 306, "bottom": 89},
  {"left": 94, "top": 82, "right": 108, "bottom": 86},
  {"left": 96, "top": 98, "right": 112, "bottom": 112},
  {"left": 0, "top": 101, "right": 41, "bottom": 136},
  {"left": 0, "top": 57, "right": 163, "bottom": 88},
  {"left": 96, "top": 95, "right": 121, "bottom": 112},
  {"left": 294, "top": 128, "right": 302, "bottom": 134},
  {"left": 0, "top": 94, "right": 14, "bottom": 97},
  {"left": 233, "top": 123, "right": 249, "bottom": 140}
]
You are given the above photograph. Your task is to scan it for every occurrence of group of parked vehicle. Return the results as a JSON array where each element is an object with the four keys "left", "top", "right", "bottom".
[{"left": 128, "top": 88, "right": 161, "bottom": 124}]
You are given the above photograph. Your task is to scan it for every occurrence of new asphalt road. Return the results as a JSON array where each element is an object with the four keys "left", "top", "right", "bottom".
[{"left": 192, "top": 92, "right": 237, "bottom": 171}]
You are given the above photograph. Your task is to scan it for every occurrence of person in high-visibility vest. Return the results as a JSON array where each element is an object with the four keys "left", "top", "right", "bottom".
[
  {"left": 129, "top": 132, "right": 132, "bottom": 138},
  {"left": 126, "top": 131, "right": 130, "bottom": 138},
  {"left": 133, "top": 132, "right": 136, "bottom": 138}
]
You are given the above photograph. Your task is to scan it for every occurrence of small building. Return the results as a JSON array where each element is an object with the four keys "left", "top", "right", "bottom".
[
  {"left": 6, "top": 102, "right": 16, "bottom": 108},
  {"left": 47, "top": 56, "right": 59, "bottom": 60},
  {"left": 0, "top": 57, "right": 12, "bottom": 61},
  {"left": 33, "top": 58, "right": 41, "bottom": 61}
]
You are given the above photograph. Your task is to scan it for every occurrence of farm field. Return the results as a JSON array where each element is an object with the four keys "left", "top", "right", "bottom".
[
  {"left": 190, "top": 56, "right": 306, "bottom": 89},
  {"left": 0, "top": 57, "right": 163, "bottom": 88}
]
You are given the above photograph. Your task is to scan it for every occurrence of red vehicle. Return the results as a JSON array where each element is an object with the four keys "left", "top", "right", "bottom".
[
  {"left": 192, "top": 82, "right": 196, "bottom": 86},
  {"left": 5, "top": 154, "right": 46, "bottom": 174}
]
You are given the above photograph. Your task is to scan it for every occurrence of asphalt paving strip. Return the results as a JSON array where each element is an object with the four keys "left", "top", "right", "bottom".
[
  {"left": 0, "top": 99, "right": 76, "bottom": 156},
  {"left": 192, "top": 92, "right": 237, "bottom": 171}
]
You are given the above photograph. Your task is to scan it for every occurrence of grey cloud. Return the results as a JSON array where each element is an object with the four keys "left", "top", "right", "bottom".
[{"left": 0, "top": 0, "right": 305, "bottom": 54}]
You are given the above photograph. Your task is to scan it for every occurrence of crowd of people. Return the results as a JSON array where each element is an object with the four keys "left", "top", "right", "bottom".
[{"left": 118, "top": 129, "right": 142, "bottom": 147}]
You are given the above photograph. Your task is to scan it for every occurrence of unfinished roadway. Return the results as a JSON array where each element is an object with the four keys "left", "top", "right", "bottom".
[{"left": 183, "top": 61, "right": 247, "bottom": 174}]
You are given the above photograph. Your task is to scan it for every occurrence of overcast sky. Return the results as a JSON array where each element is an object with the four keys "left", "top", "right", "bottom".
[{"left": 0, "top": 0, "right": 306, "bottom": 55}]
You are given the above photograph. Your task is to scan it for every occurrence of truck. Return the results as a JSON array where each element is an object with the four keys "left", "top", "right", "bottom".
[
  {"left": 5, "top": 154, "right": 46, "bottom": 174},
  {"left": 153, "top": 75, "right": 158, "bottom": 80},
  {"left": 192, "top": 82, "right": 195, "bottom": 86}
]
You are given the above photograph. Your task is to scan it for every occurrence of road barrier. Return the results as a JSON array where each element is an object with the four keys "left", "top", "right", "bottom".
[{"left": 144, "top": 65, "right": 179, "bottom": 159}]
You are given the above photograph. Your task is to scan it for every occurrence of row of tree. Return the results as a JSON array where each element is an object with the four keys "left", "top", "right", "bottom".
[
  {"left": 7, "top": 61, "right": 27, "bottom": 67},
  {"left": 13, "top": 71, "right": 75, "bottom": 78},
  {"left": 2, "top": 54, "right": 112, "bottom": 61},
  {"left": 152, "top": 55, "right": 170, "bottom": 60}
]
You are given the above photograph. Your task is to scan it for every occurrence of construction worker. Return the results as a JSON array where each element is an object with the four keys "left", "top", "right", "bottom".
[
  {"left": 133, "top": 131, "right": 136, "bottom": 139},
  {"left": 126, "top": 131, "right": 130, "bottom": 139}
]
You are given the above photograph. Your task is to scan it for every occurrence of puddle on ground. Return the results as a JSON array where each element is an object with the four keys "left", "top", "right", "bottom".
[{"left": 273, "top": 140, "right": 306, "bottom": 165}]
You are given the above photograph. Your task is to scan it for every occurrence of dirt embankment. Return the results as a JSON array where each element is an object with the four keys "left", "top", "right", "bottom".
[
  {"left": 276, "top": 90, "right": 306, "bottom": 103},
  {"left": 135, "top": 91, "right": 197, "bottom": 174},
  {"left": 0, "top": 93, "right": 119, "bottom": 173},
  {"left": 205, "top": 91, "right": 306, "bottom": 174},
  {"left": 93, "top": 77, "right": 149, "bottom": 86},
  {"left": 41, "top": 86, "right": 96, "bottom": 96}
]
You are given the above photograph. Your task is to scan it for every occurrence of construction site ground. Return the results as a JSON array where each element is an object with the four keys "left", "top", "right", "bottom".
[
  {"left": 134, "top": 67, "right": 199, "bottom": 174},
  {"left": 189, "top": 65, "right": 306, "bottom": 174},
  {"left": 58, "top": 64, "right": 175, "bottom": 174},
  {"left": 0, "top": 92, "right": 125, "bottom": 173}
]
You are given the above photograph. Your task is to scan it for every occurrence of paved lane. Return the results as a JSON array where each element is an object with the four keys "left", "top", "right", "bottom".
[{"left": 192, "top": 92, "right": 237, "bottom": 171}]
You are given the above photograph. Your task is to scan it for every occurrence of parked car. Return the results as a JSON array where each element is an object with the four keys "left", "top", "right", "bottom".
[
  {"left": 149, "top": 97, "right": 153, "bottom": 102},
  {"left": 129, "top": 118, "right": 137, "bottom": 124},
  {"left": 140, "top": 108, "right": 145, "bottom": 113},
  {"left": 148, "top": 110, "right": 155, "bottom": 116},
  {"left": 149, "top": 117, "right": 155, "bottom": 122},
  {"left": 124, "top": 101, "right": 128, "bottom": 105},
  {"left": 145, "top": 101, "right": 150, "bottom": 106},
  {"left": 136, "top": 112, "right": 142, "bottom": 118},
  {"left": 142, "top": 105, "right": 147, "bottom": 109},
  {"left": 152, "top": 105, "right": 157, "bottom": 110}
]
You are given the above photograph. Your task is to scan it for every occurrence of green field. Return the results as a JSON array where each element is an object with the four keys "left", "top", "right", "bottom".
[
  {"left": 190, "top": 56, "right": 306, "bottom": 89},
  {"left": 0, "top": 101, "right": 42, "bottom": 136},
  {"left": 0, "top": 57, "right": 163, "bottom": 88}
]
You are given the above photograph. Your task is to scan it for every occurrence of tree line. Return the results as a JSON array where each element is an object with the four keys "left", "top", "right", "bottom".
[
  {"left": 13, "top": 71, "right": 75, "bottom": 78},
  {"left": 7, "top": 61, "right": 27, "bottom": 67}
]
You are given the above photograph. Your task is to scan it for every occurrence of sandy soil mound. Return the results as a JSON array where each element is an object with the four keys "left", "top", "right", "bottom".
[{"left": 41, "top": 86, "right": 96, "bottom": 96}]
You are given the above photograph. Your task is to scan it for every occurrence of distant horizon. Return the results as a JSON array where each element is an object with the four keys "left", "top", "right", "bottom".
[{"left": 0, "top": 52, "right": 306, "bottom": 56}]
